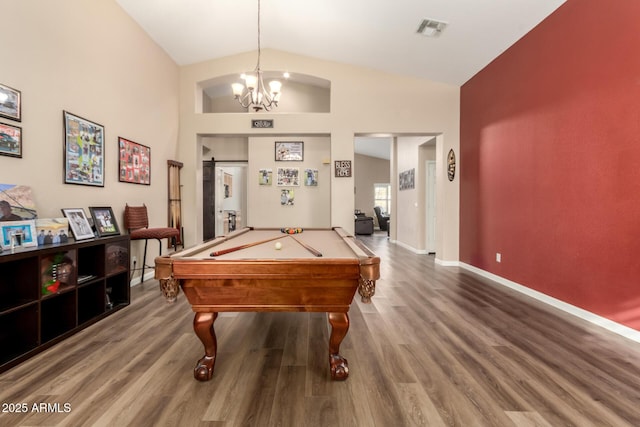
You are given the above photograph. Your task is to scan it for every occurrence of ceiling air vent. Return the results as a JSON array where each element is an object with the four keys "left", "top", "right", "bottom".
[{"left": 416, "top": 18, "right": 447, "bottom": 37}]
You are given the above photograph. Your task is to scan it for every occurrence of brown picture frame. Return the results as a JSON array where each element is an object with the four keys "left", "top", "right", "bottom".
[{"left": 118, "top": 137, "right": 151, "bottom": 185}]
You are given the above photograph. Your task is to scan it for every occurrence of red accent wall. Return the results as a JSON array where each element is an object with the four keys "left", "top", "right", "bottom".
[{"left": 460, "top": 0, "right": 640, "bottom": 330}]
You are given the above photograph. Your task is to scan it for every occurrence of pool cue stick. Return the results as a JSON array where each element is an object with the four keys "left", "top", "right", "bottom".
[
  {"left": 210, "top": 234, "right": 288, "bottom": 256},
  {"left": 288, "top": 235, "right": 323, "bottom": 257}
]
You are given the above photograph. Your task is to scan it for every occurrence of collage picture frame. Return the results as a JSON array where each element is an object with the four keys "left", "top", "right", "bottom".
[
  {"left": 63, "top": 111, "right": 105, "bottom": 187},
  {"left": 119, "top": 137, "right": 151, "bottom": 185}
]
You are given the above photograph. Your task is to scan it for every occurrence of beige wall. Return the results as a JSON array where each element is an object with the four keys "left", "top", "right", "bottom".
[
  {"left": 1, "top": 0, "right": 180, "bottom": 280},
  {"left": 395, "top": 137, "right": 436, "bottom": 251},
  {"left": 354, "top": 154, "right": 390, "bottom": 221},
  {"left": 247, "top": 136, "right": 331, "bottom": 228},
  {"left": 179, "top": 49, "right": 460, "bottom": 262}
]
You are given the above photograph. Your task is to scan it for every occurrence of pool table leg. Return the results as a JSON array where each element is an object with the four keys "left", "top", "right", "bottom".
[
  {"left": 193, "top": 311, "right": 218, "bottom": 381},
  {"left": 328, "top": 312, "right": 349, "bottom": 380}
]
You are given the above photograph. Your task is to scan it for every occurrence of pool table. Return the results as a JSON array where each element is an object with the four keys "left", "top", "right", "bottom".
[{"left": 154, "top": 227, "right": 380, "bottom": 381}]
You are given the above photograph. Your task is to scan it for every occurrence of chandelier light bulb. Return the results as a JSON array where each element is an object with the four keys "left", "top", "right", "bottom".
[
  {"left": 244, "top": 74, "right": 257, "bottom": 91},
  {"left": 268, "top": 80, "right": 282, "bottom": 95}
]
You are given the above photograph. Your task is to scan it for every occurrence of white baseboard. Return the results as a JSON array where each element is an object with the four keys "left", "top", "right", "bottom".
[
  {"left": 129, "top": 271, "right": 155, "bottom": 287},
  {"left": 458, "top": 262, "right": 640, "bottom": 344},
  {"left": 394, "top": 240, "right": 428, "bottom": 254},
  {"left": 435, "top": 258, "right": 458, "bottom": 267}
]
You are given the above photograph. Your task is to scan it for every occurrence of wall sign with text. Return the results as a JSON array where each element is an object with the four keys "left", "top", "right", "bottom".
[{"left": 334, "top": 160, "right": 352, "bottom": 177}]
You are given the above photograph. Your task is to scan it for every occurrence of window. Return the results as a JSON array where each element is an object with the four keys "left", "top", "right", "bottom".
[{"left": 374, "top": 183, "right": 391, "bottom": 215}]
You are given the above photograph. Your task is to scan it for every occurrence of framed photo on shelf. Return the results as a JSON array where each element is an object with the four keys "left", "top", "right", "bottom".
[
  {"left": 35, "top": 218, "right": 70, "bottom": 245},
  {"left": 275, "top": 141, "right": 303, "bottom": 161},
  {"left": 61, "top": 208, "right": 94, "bottom": 240},
  {"left": 118, "top": 137, "right": 150, "bottom": 185},
  {"left": 0, "top": 219, "right": 37, "bottom": 249},
  {"left": 63, "top": 111, "right": 104, "bottom": 187},
  {"left": 0, "top": 122, "right": 22, "bottom": 158},
  {"left": 89, "top": 206, "right": 120, "bottom": 237},
  {"left": 0, "top": 83, "right": 21, "bottom": 122}
]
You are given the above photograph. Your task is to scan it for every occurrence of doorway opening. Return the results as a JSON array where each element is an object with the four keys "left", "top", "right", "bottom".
[{"left": 202, "top": 159, "right": 248, "bottom": 240}]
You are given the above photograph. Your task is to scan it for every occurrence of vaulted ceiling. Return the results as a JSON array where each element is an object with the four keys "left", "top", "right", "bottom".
[{"left": 115, "top": 0, "right": 566, "bottom": 86}]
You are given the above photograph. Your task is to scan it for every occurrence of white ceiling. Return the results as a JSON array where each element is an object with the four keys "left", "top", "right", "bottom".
[
  {"left": 115, "top": 0, "right": 566, "bottom": 86},
  {"left": 354, "top": 137, "right": 393, "bottom": 160},
  {"left": 115, "top": 0, "right": 566, "bottom": 161}
]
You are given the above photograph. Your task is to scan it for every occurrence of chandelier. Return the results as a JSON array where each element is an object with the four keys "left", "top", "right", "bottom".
[{"left": 231, "top": 0, "right": 283, "bottom": 112}]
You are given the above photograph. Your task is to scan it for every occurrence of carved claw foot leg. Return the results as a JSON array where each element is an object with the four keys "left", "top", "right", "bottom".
[
  {"left": 328, "top": 312, "right": 350, "bottom": 380},
  {"left": 193, "top": 312, "right": 218, "bottom": 381},
  {"left": 330, "top": 354, "right": 349, "bottom": 380},
  {"left": 159, "top": 277, "right": 180, "bottom": 303},
  {"left": 194, "top": 355, "right": 216, "bottom": 381},
  {"left": 358, "top": 277, "right": 376, "bottom": 303}
]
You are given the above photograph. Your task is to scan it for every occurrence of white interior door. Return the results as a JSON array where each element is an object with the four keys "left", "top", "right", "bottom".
[{"left": 214, "top": 167, "right": 225, "bottom": 236}]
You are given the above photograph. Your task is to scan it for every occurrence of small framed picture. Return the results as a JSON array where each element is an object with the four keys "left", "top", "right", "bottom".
[
  {"left": 118, "top": 137, "right": 151, "bottom": 185},
  {"left": 275, "top": 141, "right": 303, "bottom": 161},
  {"left": 61, "top": 208, "right": 95, "bottom": 240},
  {"left": 63, "top": 111, "right": 104, "bottom": 187},
  {"left": 277, "top": 167, "right": 300, "bottom": 186},
  {"left": 0, "top": 220, "right": 37, "bottom": 249},
  {"left": 89, "top": 206, "right": 120, "bottom": 237},
  {"left": 35, "top": 218, "right": 70, "bottom": 245},
  {"left": 304, "top": 169, "right": 318, "bottom": 186},
  {"left": 259, "top": 168, "right": 272, "bottom": 185},
  {"left": 0, "top": 122, "right": 22, "bottom": 158},
  {"left": 0, "top": 83, "right": 21, "bottom": 122}
]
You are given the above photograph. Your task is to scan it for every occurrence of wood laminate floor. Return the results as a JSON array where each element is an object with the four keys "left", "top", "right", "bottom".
[{"left": 1, "top": 232, "right": 639, "bottom": 426}]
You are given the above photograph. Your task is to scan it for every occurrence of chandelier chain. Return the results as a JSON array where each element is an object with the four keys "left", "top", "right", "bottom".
[
  {"left": 231, "top": 0, "right": 282, "bottom": 112},
  {"left": 256, "top": 0, "right": 261, "bottom": 71}
]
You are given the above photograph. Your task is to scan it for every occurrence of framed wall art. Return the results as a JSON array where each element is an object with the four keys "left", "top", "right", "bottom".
[
  {"left": 275, "top": 141, "right": 303, "bottom": 161},
  {"left": 0, "top": 122, "right": 22, "bottom": 158},
  {"left": 224, "top": 173, "right": 232, "bottom": 198},
  {"left": 334, "top": 160, "right": 352, "bottom": 177},
  {"left": 447, "top": 149, "right": 456, "bottom": 181},
  {"left": 399, "top": 168, "right": 415, "bottom": 190},
  {"left": 0, "top": 183, "right": 37, "bottom": 220},
  {"left": 277, "top": 167, "right": 300, "bottom": 186},
  {"left": 259, "top": 168, "right": 272, "bottom": 185},
  {"left": 119, "top": 137, "right": 150, "bottom": 185},
  {"left": 0, "top": 83, "right": 21, "bottom": 122},
  {"left": 61, "top": 208, "right": 94, "bottom": 240},
  {"left": 280, "top": 189, "right": 295, "bottom": 206},
  {"left": 63, "top": 111, "right": 104, "bottom": 187},
  {"left": 89, "top": 206, "right": 120, "bottom": 237},
  {"left": 304, "top": 169, "right": 318, "bottom": 186}
]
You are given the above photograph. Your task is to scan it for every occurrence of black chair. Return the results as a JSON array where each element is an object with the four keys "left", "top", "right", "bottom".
[
  {"left": 355, "top": 215, "right": 374, "bottom": 235},
  {"left": 373, "top": 206, "right": 390, "bottom": 231}
]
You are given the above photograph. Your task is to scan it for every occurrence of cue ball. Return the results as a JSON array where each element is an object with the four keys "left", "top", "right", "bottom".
[{"left": 275, "top": 242, "right": 282, "bottom": 250}]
